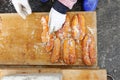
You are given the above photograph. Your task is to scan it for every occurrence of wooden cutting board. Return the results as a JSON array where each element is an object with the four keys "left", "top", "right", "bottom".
[
  {"left": 0, "top": 68, "right": 107, "bottom": 80},
  {"left": 0, "top": 12, "right": 97, "bottom": 66}
]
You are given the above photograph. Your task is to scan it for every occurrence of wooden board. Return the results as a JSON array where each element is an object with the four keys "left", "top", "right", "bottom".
[
  {"left": 0, "top": 12, "right": 97, "bottom": 66},
  {"left": 62, "top": 69, "right": 107, "bottom": 80},
  {"left": 0, "top": 68, "right": 107, "bottom": 80}
]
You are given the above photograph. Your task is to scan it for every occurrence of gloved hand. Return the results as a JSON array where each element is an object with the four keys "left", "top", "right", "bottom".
[
  {"left": 48, "top": 0, "right": 69, "bottom": 34},
  {"left": 83, "top": 0, "right": 98, "bottom": 11},
  {"left": 12, "top": 0, "right": 32, "bottom": 19},
  {"left": 49, "top": 8, "right": 66, "bottom": 33}
]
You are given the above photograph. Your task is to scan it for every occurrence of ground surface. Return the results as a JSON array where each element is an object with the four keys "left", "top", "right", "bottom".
[{"left": 0, "top": 0, "right": 120, "bottom": 80}]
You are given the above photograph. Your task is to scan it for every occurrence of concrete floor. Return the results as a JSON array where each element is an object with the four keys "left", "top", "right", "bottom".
[{"left": 0, "top": 0, "right": 120, "bottom": 80}]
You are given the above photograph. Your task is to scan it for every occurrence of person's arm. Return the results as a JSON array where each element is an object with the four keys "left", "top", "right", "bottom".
[
  {"left": 58, "top": 0, "right": 77, "bottom": 9},
  {"left": 49, "top": 0, "right": 77, "bottom": 33}
]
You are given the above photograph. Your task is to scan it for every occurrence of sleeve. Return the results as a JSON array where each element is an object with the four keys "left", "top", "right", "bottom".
[{"left": 58, "top": 0, "right": 77, "bottom": 9}]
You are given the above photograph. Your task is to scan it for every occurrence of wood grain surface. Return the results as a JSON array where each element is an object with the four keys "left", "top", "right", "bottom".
[
  {"left": 0, "top": 68, "right": 107, "bottom": 80},
  {"left": 0, "top": 12, "right": 97, "bottom": 66}
]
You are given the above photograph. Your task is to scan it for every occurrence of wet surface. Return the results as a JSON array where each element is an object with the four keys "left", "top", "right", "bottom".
[{"left": 0, "top": 0, "right": 120, "bottom": 80}]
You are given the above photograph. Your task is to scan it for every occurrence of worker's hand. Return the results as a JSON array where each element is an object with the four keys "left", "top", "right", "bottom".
[
  {"left": 49, "top": 8, "right": 66, "bottom": 33},
  {"left": 12, "top": 0, "right": 32, "bottom": 19}
]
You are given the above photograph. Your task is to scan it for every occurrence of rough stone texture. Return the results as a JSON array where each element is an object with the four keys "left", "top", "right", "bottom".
[
  {"left": 97, "top": 0, "right": 120, "bottom": 80},
  {"left": 0, "top": 0, "right": 120, "bottom": 80}
]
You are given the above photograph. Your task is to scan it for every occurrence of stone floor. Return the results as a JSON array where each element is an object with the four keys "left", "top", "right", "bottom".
[{"left": 0, "top": 0, "right": 120, "bottom": 80}]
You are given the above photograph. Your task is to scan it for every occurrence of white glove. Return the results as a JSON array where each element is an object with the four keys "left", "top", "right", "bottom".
[
  {"left": 12, "top": 0, "right": 32, "bottom": 19},
  {"left": 49, "top": 8, "right": 66, "bottom": 33}
]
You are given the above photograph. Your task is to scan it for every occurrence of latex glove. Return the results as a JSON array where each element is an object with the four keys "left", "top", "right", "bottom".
[
  {"left": 49, "top": 8, "right": 66, "bottom": 33},
  {"left": 12, "top": 0, "right": 32, "bottom": 19},
  {"left": 83, "top": 0, "right": 98, "bottom": 11}
]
